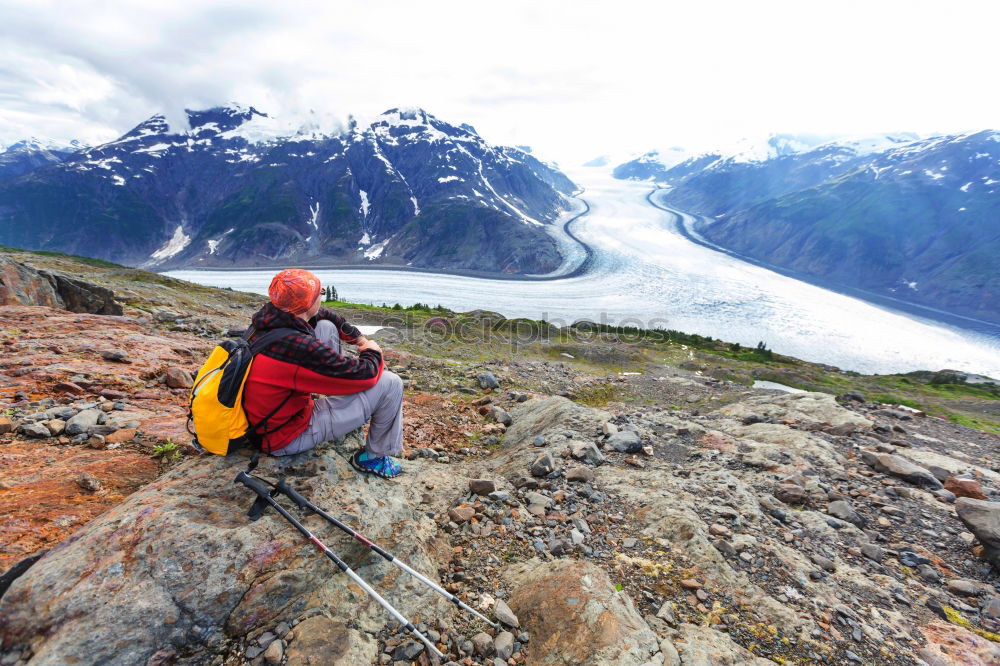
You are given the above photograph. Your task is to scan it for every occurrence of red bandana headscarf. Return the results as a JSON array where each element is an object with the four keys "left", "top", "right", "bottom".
[{"left": 268, "top": 269, "right": 321, "bottom": 314}]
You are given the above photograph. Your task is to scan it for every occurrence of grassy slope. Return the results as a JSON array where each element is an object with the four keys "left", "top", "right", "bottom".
[
  {"left": 323, "top": 300, "right": 1000, "bottom": 435},
  {"left": 2, "top": 246, "right": 996, "bottom": 434}
]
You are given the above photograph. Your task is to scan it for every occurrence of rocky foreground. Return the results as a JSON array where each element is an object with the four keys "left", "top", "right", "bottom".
[
  {"left": 0, "top": 254, "right": 998, "bottom": 665},
  {"left": 1, "top": 330, "right": 999, "bottom": 665}
]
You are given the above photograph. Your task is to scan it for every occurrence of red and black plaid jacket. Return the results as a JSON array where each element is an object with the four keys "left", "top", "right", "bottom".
[{"left": 243, "top": 302, "right": 383, "bottom": 452}]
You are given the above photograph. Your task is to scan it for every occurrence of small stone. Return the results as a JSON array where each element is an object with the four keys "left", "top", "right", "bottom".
[
  {"left": 983, "top": 596, "right": 1000, "bottom": 619},
  {"left": 623, "top": 537, "right": 637, "bottom": 548},
  {"left": 45, "top": 419, "right": 67, "bottom": 436},
  {"left": 100, "top": 349, "right": 130, "bottom": 363},
  {"left": 898, "top": 549, "right": 931, "bottom": 567},
  {"left": 164, "top": 367, "right": 194, "bottom": 389},
  {"left": 104, "top": 428, "right": 137, "bottom": 444},
  {"left": 861, "top": 543, "right": 884, "bottom": 563},
  {"left": 531, "top": 452, "right": 556, "bottom": 477},
  {"left": 774, "top": 484, "right": 808, "bottom": 505},
  {"left": 472, "top": 632, "right": 494, "bottom": 657},
  {"left": 946, "top": 579, "right": 980, "bottom": 597},
  {"left": 19, "top": 422, "right": 51, "bottom": 439},
  {"left": 76, "top": 472, "right": 102, "bottom": 492},
  {"left": 810, "top": 554, "right": 836, "bottom": 572},
  {"left": 86, "top": 434, "right": 106, "bottom": 449},
  {"left": 263, "top": 640, "right": 283, "bottom": 665},
  {"left": 53, "top": 381, "right": 85, "bottom": 395},
  {"left": 491, "top": 406, "right": 513, "bottom": 426},
  {"left": 607, "top": 431, "right": 642, "bottom": 453},
  {"left": 494, "top": 631, "right": 514, "bottom": 660},
  {"left": 714, "top": 540, "right": 737, "bottom": 558},
  {"left": 566, "top": 466, "right": 595, "bottom": 483},
  {"left": 477, "top": 371, "right": 500, "bottom": 389},
  {"left": 944, "top": 477, "right": 988, "bottom": 500},
  {"left": 679, "top": 579, "right": 702, "bottom": 590},
  {"left": 65, "top": 409, "right": 101, "bottom": 436},
  {"left": 0, "top": 416, "right": 12, "bottom": 434},
  {"left": 917, "top": 564, "right": 941, "bottom": 583},
  {"left": 469, "top": 479, "right": 496, "bottom": 496},
  {"left": 448, "top": 506, "right": 476, "bottom": 523},
  {"left": 656, "top": 601, "right": 676, "bottom": 625},
  {"left": 532, "top": 435, "right": 546, "bottom": 447},
  {"left": 708, "top": 524, "right": 731, "bottom": 537},
  {"left": 568, "top": 440, "right": 605, "bottom": 465},
  {"left": 827, "top": 500, "right": 865, "bottom": 527},
  {"left": 494, "top": 599, "right": 520, "bottom": 628}
]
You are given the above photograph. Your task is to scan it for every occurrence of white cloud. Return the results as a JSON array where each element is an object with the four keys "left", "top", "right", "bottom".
[{"left": 0, "top": 0, "right": 997, "bottom": 163}]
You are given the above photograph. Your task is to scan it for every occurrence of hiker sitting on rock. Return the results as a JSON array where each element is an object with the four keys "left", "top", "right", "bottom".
[{"left": 243, "top": 269, "right": 404, "bottom": 478}]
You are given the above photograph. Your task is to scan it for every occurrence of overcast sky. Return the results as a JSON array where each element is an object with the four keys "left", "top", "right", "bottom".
[{"left": 1, "top": 0, "right": 997, "bottom": 164}]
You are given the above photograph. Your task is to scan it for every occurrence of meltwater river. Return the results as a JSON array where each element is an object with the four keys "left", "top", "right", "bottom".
[{"left": 166, "top": 167, "right": 1000, "bottom": 378}]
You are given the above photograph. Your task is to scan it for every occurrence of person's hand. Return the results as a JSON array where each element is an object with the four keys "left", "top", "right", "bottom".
[
  {"left": 353, "top": 335, "right": 368, "bottom": 347},
  {"left": 358, "top": 338, "right": 382, "bottom": 354}
]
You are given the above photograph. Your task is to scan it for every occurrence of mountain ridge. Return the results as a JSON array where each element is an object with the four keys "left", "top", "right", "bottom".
[
  {"left": 618, "top": 131, "right": 1000, "bottom": 325},
  {"left": 0, "top": 106, "right": 577, "bottom": 275}
]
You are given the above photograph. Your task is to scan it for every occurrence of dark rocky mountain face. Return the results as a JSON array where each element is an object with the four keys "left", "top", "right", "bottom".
[
  {"left": 0, "top": 106, "right": 577, "bottom": 274},
  {"left": 619, "top": 132, "right": 1000, "bottom": 325}
]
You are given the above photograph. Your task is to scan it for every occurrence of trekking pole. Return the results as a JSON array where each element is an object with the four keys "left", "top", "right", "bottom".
[
  {"left": 234, "top": 472, "right": 444, "bottom": 659},
  {"left": 272, "top": 477, "right": 500, "bottom": 630}
]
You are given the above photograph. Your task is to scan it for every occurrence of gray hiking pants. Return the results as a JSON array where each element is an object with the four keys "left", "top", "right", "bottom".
[{"left": 271, "top": 319, "right": 404, "bottom": 458}]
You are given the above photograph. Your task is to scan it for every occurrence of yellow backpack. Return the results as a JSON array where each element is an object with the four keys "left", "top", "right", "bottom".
[{"left": 187, "top": 327, "right": 296, "bottom": 455}]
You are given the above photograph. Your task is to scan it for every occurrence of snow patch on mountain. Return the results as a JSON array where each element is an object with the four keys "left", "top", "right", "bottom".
[{"left": 149, "top": 225, "right": 191, "bottom": 262}]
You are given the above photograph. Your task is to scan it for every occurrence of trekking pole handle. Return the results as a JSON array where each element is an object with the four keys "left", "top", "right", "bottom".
[
  {"left": 275, "top": 478, "right": 310, "bottom": 510},
  {"left": 235, "top": 471, "right": 272, "bottom": 498}
]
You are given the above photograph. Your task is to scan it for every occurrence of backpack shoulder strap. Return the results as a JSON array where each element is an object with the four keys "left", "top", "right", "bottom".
[{"left": 248, "top": 327, "right": 298, "bottom": 355}]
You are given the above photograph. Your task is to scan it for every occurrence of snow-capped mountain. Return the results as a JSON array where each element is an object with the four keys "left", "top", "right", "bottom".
[
  {"left": 0, "top": 106, "right": 576, "bottom": 273},
  {"left": 613, "top": 132, "right": 921, "bottom": 184},
  {"left": 0, "top": 138, "right": 85, "bottom": 181},
  {"left": 647, "top": 130, "right": 1000, "bottom": 325}
]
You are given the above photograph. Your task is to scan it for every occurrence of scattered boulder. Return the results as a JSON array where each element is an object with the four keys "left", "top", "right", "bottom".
[
  {"left": 505, "top": 559, "right": 658, "bottom": 665},
  {"left": 569, "top": 440, "right": 605, "bottom": 465},
  {"left": 18, "top": 422, "right": 50, "bottom": 439},
  {"left": 471, "top": 631, "right": 494, "bottom": 657},
  {"left": 448, "top": 505, "right": 476, "bottom": 523},
  {"left": 946, "top": 579, "right": 981, "bottom": 597},
  {"left": 531, "top": 452, "right": 556, "bottom": 478},
  {"left": 494, "top": 598, "right": 520, "bottom": 628},
  {"left": 0, "top": 416, "right": 13, "bottom": 434},
  {"left": 0, "top": 447, "right": 445, "bottom": 666},
  {"left": 607, "top": 431, "right": 642, "bottom": 454},
  {"left": 954, "top": 497, "right": 1000, "bottom": 567},
  {"left": 860, "top": 451, "right": 943, "bottom": 490},
  {"left": 65, "top": 409, "right": 101, "bottom": 436},
  {"left": 100, "top": 349, "right": 130, "bottom": 363},
  {"left": 566, "top": 466, "right": 595, "bottom": 483},
  {"left": 502, "top": 396, "right": 610, "bottom": 450},
  {"left": 491, "top": 406, "right": 513, "bottom": 426},
  {"left": 477, "top": 371, "right": 500, "bottom": 390},
  {"left": 827, "top": 500, "right": 865, "bottom": 528},
  {"left": 944, "top": 477, "right": 988, "bottom": 500},
  {"left": 164, "top": 367, "right": 194, "bottom": 389},
  {"left": 45, "top": 419, "right": 66, "bottom": 436},
  {"left": 861, "top": 543, "right": 884, "bottom": 563},
  {"left": 284, "top": 617, "right": 377, "bottom": 666},
  {"left": 469, "top": 479, "right": 496, "bottom": 496},
  {"left": 494, "top": 631, "right": 514, "bottom": 660},
  {"left": 774, "top": 483, "right": 808, "bottom": 505}
]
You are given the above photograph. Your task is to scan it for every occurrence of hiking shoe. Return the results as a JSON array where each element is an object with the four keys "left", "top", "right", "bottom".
[{"left": 350, "top": 450, "right": 403, "bottom": 479}]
